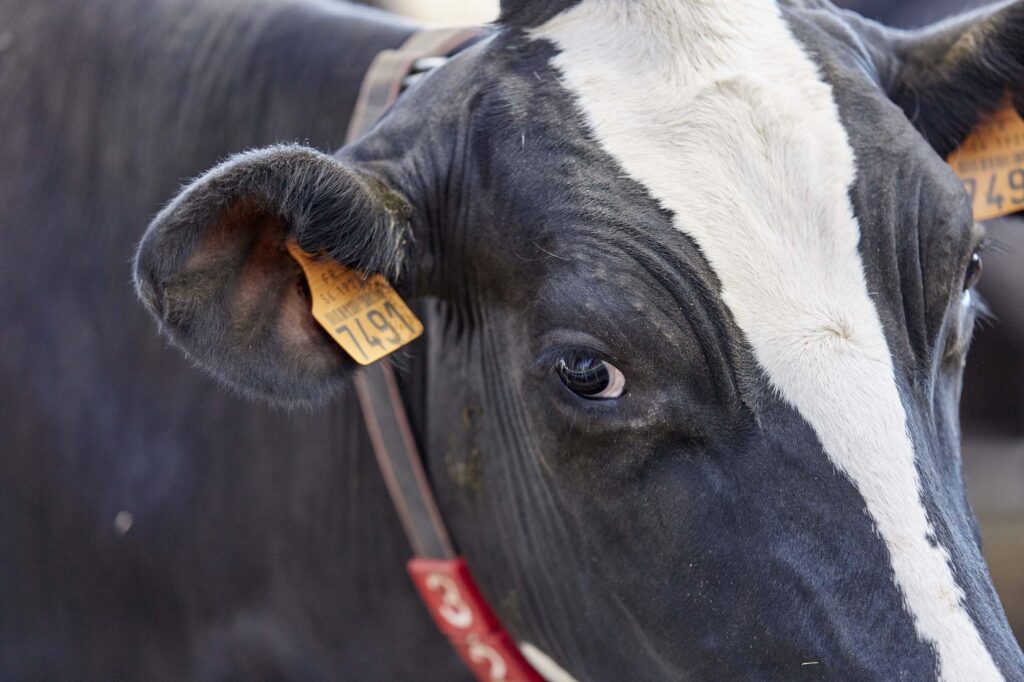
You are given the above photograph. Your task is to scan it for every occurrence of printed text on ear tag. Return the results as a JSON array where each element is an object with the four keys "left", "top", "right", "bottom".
[
  {"left": 947, "top": 99, "right": 1024, "bottom": 221},
  {"left": 287, "top": 242, "right": 423, "bottom": 365}
]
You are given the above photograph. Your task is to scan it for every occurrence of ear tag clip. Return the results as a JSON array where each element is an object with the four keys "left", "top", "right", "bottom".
[
  {"left": 287, "top": 242, "right": 423, "bottom": 364},
  {"left": 947, "top": 99, "right": 1024, "bottom": 221}
]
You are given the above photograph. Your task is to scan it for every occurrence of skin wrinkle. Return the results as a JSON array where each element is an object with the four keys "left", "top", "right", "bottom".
[
  {"left": 561, "top": 231, "right": 737, "bottom": 409},
  {"left": 538, "top": 187, "right": 745, "bottom": 415},
  {"left": 471, "top": 303, "right": 586, "bottom": 668},
  {"left": 910, "top": 177, "right": 931, "bottom": 364}
]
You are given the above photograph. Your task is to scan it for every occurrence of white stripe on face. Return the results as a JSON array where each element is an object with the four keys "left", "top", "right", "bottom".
[{"left": 531, "top": 1, "right": 999, "bottom": 679}]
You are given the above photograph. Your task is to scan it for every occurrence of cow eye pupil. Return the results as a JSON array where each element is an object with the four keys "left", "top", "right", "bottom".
[
  {"left": 557, "top": 356, "right": 625, "bottom": 400},
  {"left": 964, "top": 251, "right": 983, "bottom": 291},
  {"left": 559, "top": 357, "right": 607, "bottom": 396}
]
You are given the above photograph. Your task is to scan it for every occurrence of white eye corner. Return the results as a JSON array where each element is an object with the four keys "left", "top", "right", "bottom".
[
  {"left": 594, "top": 362, "right": 626, "bottom": 399},
  {"left": 956, "top": 289, "right": 974, "bottom": 342}
]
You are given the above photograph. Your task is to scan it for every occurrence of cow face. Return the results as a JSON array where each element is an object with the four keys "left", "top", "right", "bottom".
[{"left": 134, "top": 1, "right": 1024, "bottom": 679}]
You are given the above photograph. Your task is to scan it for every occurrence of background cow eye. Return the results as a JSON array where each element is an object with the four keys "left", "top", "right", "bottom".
[
  {"left": 963, "top": 250, "right": 983, "bottom": 291},
  {"left": 557, "top": 355, "right": 625, "bottom": 399}
]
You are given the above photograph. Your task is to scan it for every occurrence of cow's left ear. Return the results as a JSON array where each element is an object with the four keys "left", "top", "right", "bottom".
[
  {"left": 133, "top": 145, "right": 413, "bottom": 406},
  {"left": 882, "top": 1, "right": 1024, "bottom": 157}
]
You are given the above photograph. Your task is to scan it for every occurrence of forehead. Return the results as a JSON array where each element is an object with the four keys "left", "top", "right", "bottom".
[
  {"left": 459, "top": 1, "right": 972, "bottom": 315},
  {"left": 453, "top": 9, "right": 962, "bottom": 253},
  {"left": 530, "top": 0, "right": 868, "bottom": 312}
]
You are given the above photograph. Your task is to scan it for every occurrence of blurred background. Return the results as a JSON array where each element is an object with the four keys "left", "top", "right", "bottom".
[{"left": 361, "top": 0, "right": 1024, "bottom": 644}]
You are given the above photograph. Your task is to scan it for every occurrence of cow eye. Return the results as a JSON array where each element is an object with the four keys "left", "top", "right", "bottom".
[
  {"left": 557, "top": 355, "right": 625, "bottom": 399},
  {"left": 963, "top": 250, "right": 983, "bottom": 291}
]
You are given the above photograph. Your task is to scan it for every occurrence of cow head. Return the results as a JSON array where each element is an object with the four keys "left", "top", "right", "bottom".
[{"left": 134, "top": 1, "right": 1024, "bottom": 679}]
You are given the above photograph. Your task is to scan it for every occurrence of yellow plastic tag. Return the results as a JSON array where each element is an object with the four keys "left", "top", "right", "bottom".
[
  {"left": 287, "top": 242, "right": 423, "bottom": 365},
  {"left": 947, "top": 100, "right": 1024, "bottom": 221}
]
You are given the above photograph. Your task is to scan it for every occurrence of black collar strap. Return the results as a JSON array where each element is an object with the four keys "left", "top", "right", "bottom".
[{"left": 346, "top": 27, "right": 545, "bottom": 682}]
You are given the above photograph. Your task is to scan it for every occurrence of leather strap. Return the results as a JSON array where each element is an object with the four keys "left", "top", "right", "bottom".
[
  {"left": 346, "top": 27, "right": 484, "bottom": 142},
  {"left": 347, "top": 26, "right": 482, "bottom": 560},
  {"left": 353, "top": 364, "right": 454, "bottom": 559},
  {"left": 342, "top": 27, "right": 545, "bottom": 682}
]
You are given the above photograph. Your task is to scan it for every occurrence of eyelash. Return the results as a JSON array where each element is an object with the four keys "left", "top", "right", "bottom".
[
  {"left": 539, "top": 347, "right": 616, "bottom": 375},
  {"left": 976, "top": 236, "right": 1002, "bottom": 257}
]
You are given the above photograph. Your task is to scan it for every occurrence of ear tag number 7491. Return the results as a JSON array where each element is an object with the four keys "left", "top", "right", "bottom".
[
  {"left": 287, "top": 242, "right": 423, "bottom": 364},
  {"left": 947, "top": 99, "right": 1024, "bottom": 221}
]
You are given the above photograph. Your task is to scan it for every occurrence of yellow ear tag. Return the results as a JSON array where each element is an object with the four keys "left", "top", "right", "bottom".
[
  {"left": 287, "top": 242, "right": 423, "bottom": 365},
  {"left": 947, "top": 100, "right": 1024, "bottom": 221}
]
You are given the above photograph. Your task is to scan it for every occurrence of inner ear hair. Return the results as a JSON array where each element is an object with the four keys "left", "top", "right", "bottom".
[
  {"left": 136, "top": 145, "right": 412, "bottom": 315},
  {"left": 885, "top": 1, "right": 1024, "bottom": 157},
  {"left": 132, "top": 145, "right": 414, "bottom": 406}
]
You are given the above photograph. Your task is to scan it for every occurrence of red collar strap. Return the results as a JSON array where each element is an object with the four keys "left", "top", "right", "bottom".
[{"left": 347, "top": 28, "right": 544, "bottom": 682}]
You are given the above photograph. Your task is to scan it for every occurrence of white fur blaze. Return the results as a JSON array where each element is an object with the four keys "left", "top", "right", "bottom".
[{"left": 532, "top": 1, "right": 1000, "bottom": 679}]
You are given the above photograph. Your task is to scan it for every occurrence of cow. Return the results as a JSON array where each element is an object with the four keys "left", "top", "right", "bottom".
[{"left": 2, "top": 0, "right": 1023, "bottom": 680}]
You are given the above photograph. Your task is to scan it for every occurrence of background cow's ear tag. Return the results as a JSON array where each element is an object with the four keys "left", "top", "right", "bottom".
[
  {"left": 947, "top": 98, "right": 1024, "bottom": 221},
  {"left": 287, "top": 242, "right": 422, "bottom": 365}
]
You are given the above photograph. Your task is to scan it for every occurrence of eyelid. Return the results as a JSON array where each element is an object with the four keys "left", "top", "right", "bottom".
[
  {"left": 536, "top": 344, "right": 619, "bottom": 374},
  {"left": 534, "top": 328, "right": 620, "bottom": 369}
]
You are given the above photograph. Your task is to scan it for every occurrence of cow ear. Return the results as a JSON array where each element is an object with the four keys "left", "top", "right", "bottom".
[
  {"left": 133, "top": 145, "right": 413, "bottom": 406},
  {"left": 883, "top": 1, "right": 1024, "bottom": 157}
]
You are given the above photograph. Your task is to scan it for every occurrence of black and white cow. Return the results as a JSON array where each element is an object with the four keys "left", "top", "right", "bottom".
[{"left": 2, "top": 0, "right": 1023, "bottom": 679}]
